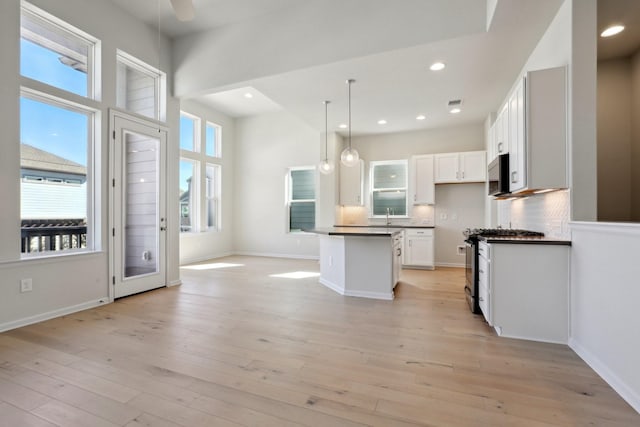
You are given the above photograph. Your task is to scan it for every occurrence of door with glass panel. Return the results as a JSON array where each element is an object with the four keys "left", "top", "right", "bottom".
[{"left": 110, "top": 111, "right": 167, "bottom": 299}]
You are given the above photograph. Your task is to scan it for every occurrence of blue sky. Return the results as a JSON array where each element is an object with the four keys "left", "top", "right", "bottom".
[{"left": 20, "top": 39, "right": 88, "bottom": 166}]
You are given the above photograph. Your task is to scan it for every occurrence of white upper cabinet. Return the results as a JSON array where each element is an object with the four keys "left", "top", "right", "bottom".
[
  {"left": 434, "top": 151, "right": 486, "bottom": 183},
  {"left": 509, "top": 66, "right": 567, "bottom": 193},
  {"left": 410, "top": 155, "right": 434, "bottom": 205},
  {"left": 490, "top": 104, "right": 509, "bottom": 164},
  {"left": 339, "top": 159, "right": 364, "bottom": 206}
]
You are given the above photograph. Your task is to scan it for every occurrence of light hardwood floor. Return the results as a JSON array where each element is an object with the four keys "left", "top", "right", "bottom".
[{"left": 1, "top": 256, "right": 638, "bottom": 426}]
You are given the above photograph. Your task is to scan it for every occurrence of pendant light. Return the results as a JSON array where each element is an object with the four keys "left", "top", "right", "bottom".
[
  {"left": 318, "top": 100, "right": 334, "bottom": 175},
  {"left": 340, "top": 79, "right": 360, "bottom": 167}
]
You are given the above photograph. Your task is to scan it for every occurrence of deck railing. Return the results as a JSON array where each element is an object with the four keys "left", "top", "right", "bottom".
[{"left": 21, "top": 219, "right": 87, "bottom": 253}]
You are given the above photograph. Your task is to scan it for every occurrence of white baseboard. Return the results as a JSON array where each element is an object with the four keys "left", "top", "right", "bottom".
[
  {"left": 344, "top": 289, "right": 394, "bottom": 300},
  {"left": 167, "top": 279, "right": 182, "bottom": 287},
  {"left": 569, "top": 337, "right": 640, "bottom": 414},
  {"left": 435, "top": 262, "right": 465, "bottom": 268},
  {"left": 180, "top": 251, "right": 234, "bottom": 266},
  {"left": 0, "top": 298, "right": 109, "bottom": 333},
  {"left": 319, "top": 277, "right": 345, "bottom": 295},
  {"left": 319, "top": 278, "right": 393, "bottom": 300},
  {"left": 234, "top": 251, "right": 319, "bottom": 261}
]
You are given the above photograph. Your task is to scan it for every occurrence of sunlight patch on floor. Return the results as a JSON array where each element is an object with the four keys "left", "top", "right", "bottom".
[
  {"left": 269, "top": 271, "right": 320, "bottom": 279},
  {"left": 181, "top": 262, "right": 244, "bottom": 270}
]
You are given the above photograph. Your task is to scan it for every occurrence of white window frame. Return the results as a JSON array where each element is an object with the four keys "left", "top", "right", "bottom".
[
  {"left": 286, "top": 166, "right": 316, "bottom": 234},
  {"left": 205, "top": 121, "right": 222, "bottom": 158},
  {"left": 116, "top": 49, "right": 167, "bottom": 121},
  {"left": 205, "top": 163, "right": 221, "bottom": 231},
  {"left": 19, "top": 3, "right": 101, "bottom": 258},
  {"left": 179, "top": 111, "right": 222, "bottom": 233},
  {"left": 21, "top": 1, "right": 101, "bottom": 101},
  {"left": 369, "top": 159, "right": 409, "bottom": 218}
]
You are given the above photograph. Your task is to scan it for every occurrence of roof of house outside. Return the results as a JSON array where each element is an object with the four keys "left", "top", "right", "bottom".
[{"left": 20, "top": 143, "right": 86, "bottom": 176}]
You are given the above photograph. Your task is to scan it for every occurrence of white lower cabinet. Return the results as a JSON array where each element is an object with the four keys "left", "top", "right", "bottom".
[
  {"left": 403, "top": 228, "right": 434, "bottom": 269},
  {"left": 481, "top": 241, "right": 569, "bottom": 344}
]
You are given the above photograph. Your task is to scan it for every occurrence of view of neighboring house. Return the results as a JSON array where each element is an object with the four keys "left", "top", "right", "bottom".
[{"left": 20, "top": 143, "right": 87, "bottom": 253}]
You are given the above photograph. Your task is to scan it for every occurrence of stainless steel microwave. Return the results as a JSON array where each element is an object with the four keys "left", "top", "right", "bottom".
[{"left": 488, "top": 153, "right": 510, "bottom": 196}]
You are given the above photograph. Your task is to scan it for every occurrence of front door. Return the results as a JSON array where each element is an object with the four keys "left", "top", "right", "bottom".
[{"left": 110, "top": 111, "right": 167, "bottom": 299}]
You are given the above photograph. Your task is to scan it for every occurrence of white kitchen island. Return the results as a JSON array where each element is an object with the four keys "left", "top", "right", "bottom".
[{"left": 306, "top": 227, "right": 402, "bottom": 300}]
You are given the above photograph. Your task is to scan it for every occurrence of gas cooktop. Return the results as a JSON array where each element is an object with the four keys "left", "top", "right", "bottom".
[{"left": 463, "top": 228, "right": 545, "bottom": 239}]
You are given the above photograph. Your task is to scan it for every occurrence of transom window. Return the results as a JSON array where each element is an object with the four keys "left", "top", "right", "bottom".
[
  {"left": 21, "top": 2, "right": 98, "bottom": 99},
  {"left": 116, "top": 50, "right": 166, "bottom": 121},
  {"left": 288, "top": 167, "right": 316, "bottom": 232},
  {"left": 370, "top": 160, "right": 408, "bottom": 217}
]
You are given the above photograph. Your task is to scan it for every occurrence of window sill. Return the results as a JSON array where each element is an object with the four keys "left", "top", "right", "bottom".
[{"left": 2, "top": 249, "right": 105, "bottom": 267}]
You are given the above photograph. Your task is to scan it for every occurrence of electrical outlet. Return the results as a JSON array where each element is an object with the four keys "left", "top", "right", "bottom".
[
  {"left": 20, "top": 278, "right": 32, "bottom": 293},
  {"left": 456, "top": 245, "right": 465, "bottom": 256}
]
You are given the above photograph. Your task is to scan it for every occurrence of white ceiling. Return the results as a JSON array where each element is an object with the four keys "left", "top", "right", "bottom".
[{"left": 110, "top": 0, "right": 629, "bottom": 136}]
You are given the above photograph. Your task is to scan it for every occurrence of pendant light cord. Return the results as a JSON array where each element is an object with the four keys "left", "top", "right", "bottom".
[
  {"left": 348, "top": 79, "right": 352, "bottom": 149},
  {"left": 324, "top": 100, "right": 329, "bottom": 161}
]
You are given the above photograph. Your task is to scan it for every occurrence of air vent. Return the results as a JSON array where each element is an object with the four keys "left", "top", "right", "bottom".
[{"left": 447, "top": 99, "right": 463, "bottom": 107}]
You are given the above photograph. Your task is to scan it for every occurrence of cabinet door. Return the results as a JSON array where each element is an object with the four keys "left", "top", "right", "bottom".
[
  {"left": 509, "top": 78, "right": 526, "bottom": 192},
  {"left": 404, "top": 229, "right": 434, "bottom": 267},
  {"left": 459, "top": 151, "right": 486, "bottom": 182},
  {"left": 412, "top": 155, "right": 434, "bottom": 204},
  {"left": 434, "top": 153, "right": 459, "bottom": 183},
  {"left": 339, "top": 159, "right": 364, "bottom": 205},
  {"left": 496, "top": 105, "right": 509, "bottom": 157}
]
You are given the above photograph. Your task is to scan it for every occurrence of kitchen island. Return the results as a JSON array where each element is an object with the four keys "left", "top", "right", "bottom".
[{"left": 305, "top": 227, "right": 402, "bottom": 300}]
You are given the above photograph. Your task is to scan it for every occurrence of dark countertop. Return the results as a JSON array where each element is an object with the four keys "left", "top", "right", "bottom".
[
  {"left": 305, "top": 227, "right": 403, "bottom": 237},
  {"left": 479, "top": 236, "right": 572, "bottom": 246},
  {"left": 334, "top": 224, "right": 435, "bottom": 229}
]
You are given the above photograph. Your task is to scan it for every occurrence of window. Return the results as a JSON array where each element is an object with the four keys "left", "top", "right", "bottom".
[
  {"left": 21, "top": 3, "right": 98, "bottom": 98},
  {"left": 205, "top": 164, "right": 220, "bottom": 230},
  {"left": 206, "top": 122, "right": 221, "bottom": 157},
  {"left": 288, "top": 167, "right": 316, "bottom": 232},
  {"left": 179, "top": 159, "right": 196, "bottom": 232},
  {"left": 19, "top": 3, "right": 100, "bottom": 255},
  {"left": 116, "top": 50, "right": 166, "bottom": 121},
  {"left": 370, "top": 160, "right": 408, "bottom": 217},
  {"left": 179, "top": 111, "right": 222, "bottom": 233}
]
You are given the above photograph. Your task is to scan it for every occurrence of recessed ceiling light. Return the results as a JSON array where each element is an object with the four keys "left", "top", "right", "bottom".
[
  {"left": 378, "top": 119, "right": 387, "bottom": 125},
  {"left": 416, "top": 115, "right": 426, "bottom": 120},
  {"left": 450, "top": 108, "right": 461, "bottom": 114},
  {"left": 244, "top": 92, "right": 253, "bottom": 99},
  {"left": 430, "top": 62, "right": 446, "bottom": 71},
  {"left": 601, "top": 25, "right": 625, "bottom": 37},
  {"left": 339, "top": 123, "right": 347, "bottom": 129}
]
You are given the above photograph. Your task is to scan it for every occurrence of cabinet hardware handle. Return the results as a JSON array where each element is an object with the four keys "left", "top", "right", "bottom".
[
  {"left": 414, "top": 194, "right": 417, "bottom": 201},
  {"left": 456, "top": 171, "right": 459, "bottom": 180},
  {"left": 479, "top": 269, "right": 484, "bottom": 274},
  {"left": 511, "top": 171, "right": 518, "bottom": 183},
  {"left": 498, "top": 142, "right": 503, "bottom": 152},
  {"left": 479, "top": 297, "right": 484, "bottom": 302},
  {"left": 462, "top": 171, "right": 465, "bottom": 179}
]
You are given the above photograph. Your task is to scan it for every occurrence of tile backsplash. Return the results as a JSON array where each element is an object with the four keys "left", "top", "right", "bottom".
[
  {"left": 497, "top": 190, "right": 570, "bottom": 239},
  {"left": 337, "top": 205, "right": 435, "bottom": 227}
]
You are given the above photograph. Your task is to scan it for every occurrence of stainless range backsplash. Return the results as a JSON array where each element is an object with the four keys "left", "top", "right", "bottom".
[{"left": 497, "top": 190, "right": 571, "bottom": 239}]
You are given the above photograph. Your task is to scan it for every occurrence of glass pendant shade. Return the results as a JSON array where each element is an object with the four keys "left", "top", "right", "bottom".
[
  {"left": 340, "top": 147, "right": 359, "bottom": 167},
  {"left": 318, "top": 159, "right": 334, "bottom": 174}
]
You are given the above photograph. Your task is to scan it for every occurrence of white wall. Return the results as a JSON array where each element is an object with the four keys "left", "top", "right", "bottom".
[
  {"left": 178, "top": 100, "right": 236, "bottom": 264},
  {"left": 0, "top": 0, "right": 181, "bottom": 330},
  {"left": 569, "top": 222, "right": 640, "bottom": 413},
  {"left": 350, "top": 124, "right": 486, "bottom": 267},
  {"left": 233, "top": 111, "right": 324, "bottom": 258}
]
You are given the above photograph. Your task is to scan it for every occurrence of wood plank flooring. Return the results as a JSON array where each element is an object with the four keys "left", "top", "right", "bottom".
[{"left": 1, "top": 255, "right": 638, "bottom": 426}]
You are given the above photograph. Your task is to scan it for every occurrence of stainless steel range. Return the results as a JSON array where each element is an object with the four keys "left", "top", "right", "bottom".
[{"left": 463, "top": 228, "right": 544, "bottom": 314}]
